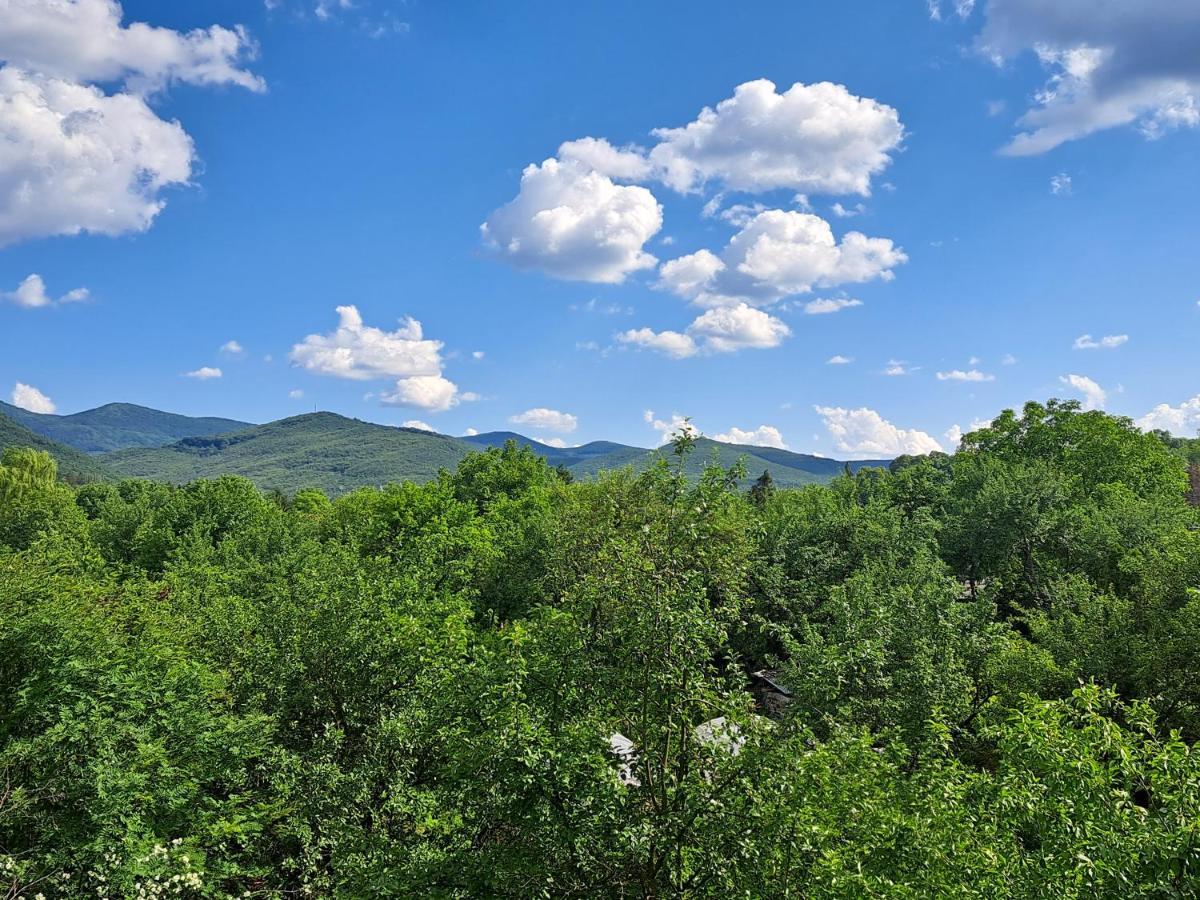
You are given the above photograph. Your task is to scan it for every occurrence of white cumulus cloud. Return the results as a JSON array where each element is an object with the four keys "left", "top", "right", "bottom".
[
  {"left": 481, "top": 156, "right": 662, "bottom": 283},
  {"left": 648, "top": 79, "right": 904, "bottom": 196},
  {"left": 644, "top": 409, "right": 699, "bottom": 445},
  {"left": 815, "top": 405, "right": 943, "bottom": 458},
  {"left": 1059, "top": 373, "right": 1107, "bottom": 410},
  {"left": 401, "top": 419, "right": 435, "bottom": 431},
  {"left": 10, "top": 381, "right": 56, "bottom": 413},
  {"left": 291, "top": 306, "right": 468, "bottom": 412},
  {"left": 0, "top": 69, "right": 195, "bottom": 246},
  {"left": 827, "top": 354, "right": 854, "bottom": 365},
  {"left": 0, "top": 1, "right": 261, "bottom": 246},
  {"left": 936, "top": 369, "right": 995, "bottom": 382},
  {"left": 183, "top": 366, "right": 222, "bottom": 380},
  {"left": 659, "top": 210, "right": 905, "bottom": 308},
  {"left": 219, "top": 339, "right": 244, "bottom": 356},
  {"left": 510, "top": 407, "right": 578, "bottom": 434},
  {"left": 0, "top": 0, "right": 263, "bottom": 91},
  {"left": 2, "top": 272, "right": 88, "bottom": 307},
  {"left": 290, "top": 306, "right": 444, "bottom": 381},
  {"left": 617, "top": 327, "right": 697, "bottom": 359},
  {"left": 381, "top": 375, "right": 462, "bottom": 412},
  {"left": 618, "top": 302, "right": 790, "bottom": 359},
  {"left": 557, "top": 137, "right": 652, "bottom": 180},
  {"left": 713, "top": 424, "right": 787, "bottom": 449},
  {"left": 687, "top": 303, "right": 791, "bottom": 352},
  {"left": 1135, "top": 395, "right": 1200, "bottom": 436}
]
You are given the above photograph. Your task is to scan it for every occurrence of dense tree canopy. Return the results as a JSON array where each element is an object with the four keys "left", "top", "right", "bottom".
[{"left": 2, "top": 401, "right": 1198, "bottom": 897}]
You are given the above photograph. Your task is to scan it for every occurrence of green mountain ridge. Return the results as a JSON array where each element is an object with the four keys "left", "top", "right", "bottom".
[
  {"left": 3, "top": 401, "right": 891, "bottom": 493},
  {"left": 0, "top": 401, "right": 249, "bottom": 453},
  {"left": 101, "top": 412, "right": 470, "bottom": 494},
  {"left": 98, "top": 412, "right": 890, "bottom": 494}
]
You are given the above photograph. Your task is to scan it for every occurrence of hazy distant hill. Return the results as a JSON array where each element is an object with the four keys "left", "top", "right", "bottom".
[
  {"left": 92, "top": 410, "right": 891, "bottom": 494},
  {"left": 0, "top": 411, "right": 109, "bottom": 482},
  {"left": 0, "top": 401, "right": 250, "bottom": 453}
]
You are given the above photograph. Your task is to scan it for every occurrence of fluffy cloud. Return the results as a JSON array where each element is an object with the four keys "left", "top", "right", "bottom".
[
  {"left": 713, "top": 424, "right": 787, "bottom": 449},
  {"left": 979, "top": 0, "right": 1200, "bottom": 154},
  {"left": 687, "top": 303, "right": 791, "bottom": 352},
  {"left": 659, "top": 210, "right": 905, "bottom": 308},
  {"left": 381, "top": 375, "right": 462, "bottom": 412},
  {"left": 0, "top": 2, "right": 261, "bottom": 246},
  {"left": 509, "top": 407, "right": 578, "bottom": 434},
  {"left": 10, "top": 381, "right": 56, "bottom": 413},
  {"left": 936, "top": 368, "right": 995, "bottom": 382},
  {"left": 804, "top": 297, "right": 862, "bottom": 315},
  {"left": 481, "top": 156, "right": 662, "bottom": 283},
  {"left": 0, "top": 69, "right": 195, "bottom": 245},
  {"left": 290, "top": 306, "right": 444, "bottom": 380},
  {"left": 617, "top": 327, "right": 697, "bottom": 359},
  {"left": 1073, "top": 333, "right": 1128, "bottom": 350},
  {"left": 1135, "top": 395, "right": 1200, "bottom": 436},
  {"left": 2, "top": 272, "right": 88, "bottom": 307},
  {"left": 618, "top": 303, "right": 790, "bottom": 358},
  {"left": 648, "top": 79, "right": 904, "bottom": 196},
  {"left": 1059, "top": 373, "right": 1107, "bottom": 410},
  {"left": 644, "top": 410, "right": 698, "bottom": 445},
  {"left": 401, "top": 419, "right": 435, "bottom": 432},
  {"left": 0, "top": 0, "right": 263, "bottom": 91},
  {"left": 542, "top": 437, "right": 568, "bottom": 448},
  {"left": 815, "top": 405, "right": 943, "bottom": 458},
  {"left": 183, "top": 366, "right": 222, "bottom": 379},
  {"left": 827, "top": 354, "right": 853, "bottom": 364},
  {"left": 291, "top": 306, "right": 468, "bottom": 412},
  {"left": 557, "top": 137, "right": 652, "bottom": 180},
  {"left": 219, "top": 339, "right": 244, "bottom": 356}
]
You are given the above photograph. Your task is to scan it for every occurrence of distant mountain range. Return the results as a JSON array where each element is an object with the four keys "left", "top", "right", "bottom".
[
  {"left": 0, "top": 402, "right": 890, "bottom": 494},
  {"left": 0, "top": 401, "right": 249, "bottom": 454}
]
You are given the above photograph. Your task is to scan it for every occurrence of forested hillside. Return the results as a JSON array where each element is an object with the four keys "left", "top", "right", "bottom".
[
  {"left": 2, "top": 399, "right": 1199, "bottom": 897},
  {"left": 0, "top": 401, "right": 249, "bottom": 453},
  {"left": 100, "top": 412, "right": 473, "bottom": 494},
  {"left": 0, "top": 412, "right": 108, "bottom": 483},
  {"left": 99, "top": 412, "right": 880, "bottom": 493}
]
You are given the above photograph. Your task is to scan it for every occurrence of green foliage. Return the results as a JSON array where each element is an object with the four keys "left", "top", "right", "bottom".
[
  {"left": 0, "top": 411, "right": 109, "bottom": 483},
  {"left": 0, "top": 448, "right": 87, "bottom": 550},
  {"left": 2, "top": 400, "right": 1199, "bottom": 896}
]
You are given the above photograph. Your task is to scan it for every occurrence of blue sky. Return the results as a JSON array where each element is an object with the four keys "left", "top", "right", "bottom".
[{"left": 2, "top": 0, "right": 1198, "bottom": 455}]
